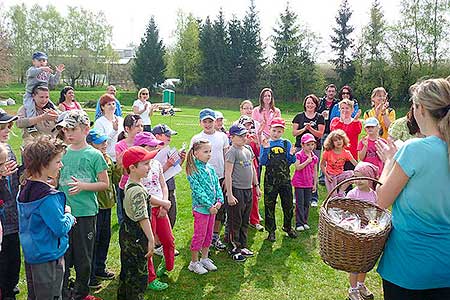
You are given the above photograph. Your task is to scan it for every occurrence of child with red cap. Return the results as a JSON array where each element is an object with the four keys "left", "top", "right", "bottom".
[
  {"left": 260, "top": 117, "right": 298, "bottom": 242},
  {"left": 117, "top": 147, "right": 157, "bottom": 300}
]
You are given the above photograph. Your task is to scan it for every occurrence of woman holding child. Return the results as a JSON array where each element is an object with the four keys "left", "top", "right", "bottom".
[{"left": 376, "top": 78, "right": 450, "bottom": 299}]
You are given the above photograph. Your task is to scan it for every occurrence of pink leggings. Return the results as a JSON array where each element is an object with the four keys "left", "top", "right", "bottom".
[
  {"left": 148, "top": 207, "right": 175, "bottom": 283},
  {"left": 190, "top": 211, "right": 215, "bottom": 252}
]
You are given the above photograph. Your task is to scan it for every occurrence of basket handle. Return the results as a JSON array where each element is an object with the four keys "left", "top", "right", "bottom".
[{"left": 323, "top": 176, "right": 383, "bottom": 210}]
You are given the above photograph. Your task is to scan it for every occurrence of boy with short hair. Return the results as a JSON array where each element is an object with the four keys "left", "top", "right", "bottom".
[
  {"left": 358, "top": 117, "right": 387, "bottom": 177},
  {"left": 225, "top": 124, "right": 260, "bottom": 262},
  {"left": 58, "top": 110, "right": 109, "bottom": 300},
  {"left": 24, "top": 52, "right": 64, "bottom": 131},
  {"left": 260, "top": 117, "right": 298, "bottom": 242},
  {"left": 190, "top": 108, "right": 229, "bottom": 250},
  {"left": 117, "top": 146, "right": 156, "bottom": 300},
  {"left": 18, "top": 136, "right": 75, "bottom": 300},
  {"left": 86, "top": 129, "right": 118, "bottom": 288}
]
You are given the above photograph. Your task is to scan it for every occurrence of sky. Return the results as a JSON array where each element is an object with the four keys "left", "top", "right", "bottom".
[{"left": 1, "top": 0, "right": 402, "bottom": 62}]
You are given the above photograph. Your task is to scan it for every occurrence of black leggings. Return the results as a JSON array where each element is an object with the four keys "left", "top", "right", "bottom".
[{"left": 383, "top": 279, "right": 450, "bottom": 300}]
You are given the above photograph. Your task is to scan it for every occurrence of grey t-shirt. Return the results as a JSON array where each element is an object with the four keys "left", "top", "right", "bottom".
[{"left": 225, "top": 145, "right": 254, "bottom": 189}]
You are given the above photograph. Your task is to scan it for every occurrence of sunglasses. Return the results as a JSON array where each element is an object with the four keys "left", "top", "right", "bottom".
[
  {"left": 0, "top": 122, "right": 13, "bottom": 130},
  {"left": 342, "top": 92, "right": 350, "bottom": 95},
  {"left": 141, "top": 93, "right": 149, "bottom": 96}
]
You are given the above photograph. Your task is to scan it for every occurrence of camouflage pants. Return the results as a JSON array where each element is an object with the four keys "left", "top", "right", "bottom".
[
  {"left": 263, "top": 182, "right": 294, "bottom": 233},
  {"left": 117, "top": 222, "right": 148, "bottom": 300}
]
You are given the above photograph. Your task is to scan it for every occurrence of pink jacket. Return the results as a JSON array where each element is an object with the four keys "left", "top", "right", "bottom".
[{"left": 252, "top": 106, "right": 281, "bottom": 135}]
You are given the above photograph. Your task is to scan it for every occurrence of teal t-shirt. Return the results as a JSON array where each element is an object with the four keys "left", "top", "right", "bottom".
[
  {"left": 59, "top": 145, "right": 108, "bottom": 217},
  {"left": 377, "top": 136, "right": 450, "bottom": 289}
]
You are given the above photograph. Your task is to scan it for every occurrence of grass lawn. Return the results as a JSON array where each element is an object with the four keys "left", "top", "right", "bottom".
[{"left": 4, "top": 105, "right": 387, "bottom": 300}]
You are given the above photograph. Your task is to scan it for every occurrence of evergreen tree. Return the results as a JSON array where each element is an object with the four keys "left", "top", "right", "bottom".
[
  {"left": 131, "top": 16, "right": 165, "bottom": 89},
  {"left": 199, "top": 16, "right": 216, "bottom": 95},
  {"left": 212, "top": 9, "right": 232, "bottom": 97},
  {"left": 271, "top": 3, "right": 317, "bottom": 101},
  {"left": 241, "top": 0, "right": 264, "bottom": 98},
  {"left": 228, "top": 16, "right": 244, "bottom": 97},
  {"left": 330, "top": 0, "right": 355, "bottom": 86}
]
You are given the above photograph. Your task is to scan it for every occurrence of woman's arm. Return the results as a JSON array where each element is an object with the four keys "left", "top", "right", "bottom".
[
  {"left": 58, "top": 103, "right": 66, "bottom": 112},
  {"left": 292, "top": 122, "right": 306, "bottom": 137},
  {"left": 309, "top": 124, "right": 325, "bottom": 138},
  {"left": 376, "top": 161, "right": 409, "bottom": 208}
]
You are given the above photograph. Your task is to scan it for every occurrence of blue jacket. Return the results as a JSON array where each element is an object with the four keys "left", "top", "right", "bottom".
[
  {"left": 17, "top": 180, "right": 75, "bottom": 264},
  {"left": 259, "top": 138, "right": 296, "bottom": 166},
  {"left": 329, "top": 100, "right": 359, "bottom": 120},
  {"left": 187, "top": 159, "right": 224, "bottom": 215}
]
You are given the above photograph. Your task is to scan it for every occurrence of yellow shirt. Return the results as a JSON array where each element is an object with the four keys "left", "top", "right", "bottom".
[{"left": 363, "top": 108, "right": 396, "bottom": 139}]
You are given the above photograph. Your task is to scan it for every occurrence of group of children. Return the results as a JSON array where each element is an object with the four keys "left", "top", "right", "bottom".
[{"left": 0, "top": 51, "right": 391, "bottom": 300}]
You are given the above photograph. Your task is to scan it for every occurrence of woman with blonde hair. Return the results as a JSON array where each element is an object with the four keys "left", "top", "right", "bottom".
[
  {"left": 133, "top": 88, "right": 154, "bottom": 132},
  {"left": 363, "top": 87, "right": 396, "bottom": 139},
  {"left": 376, "top": 78, "right": 450, "bottom": 299}
]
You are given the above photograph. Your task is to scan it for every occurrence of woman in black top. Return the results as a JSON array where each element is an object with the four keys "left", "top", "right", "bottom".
[{"left": 292, "top": 94, "right": 325, "bottom": 206}]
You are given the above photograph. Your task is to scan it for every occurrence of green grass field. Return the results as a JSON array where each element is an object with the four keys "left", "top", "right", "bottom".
[{"left": 2, "top": 104, "right": 389, "bottom": 300}]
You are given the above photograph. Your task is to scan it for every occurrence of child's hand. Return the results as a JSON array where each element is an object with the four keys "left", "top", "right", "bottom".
[
  {"left": 362, "top": 137, "right": 368, "bottom": 147},
  {"left": 209, "top": 206, "right": 218, "bottom": 215},
  {"left": 255, "top": 186, "right": 261, "bottom": 198},
  {"left": 68, "top": 176, "right": 85, "bottom": 195},
  {"left": 40, "top": 66, "right": 52, "bottom": 73},
  {"left": 312, "top": 185, "right": 317, "bottom": 193},
  {"left": 305, "top": 155, "right": 313, "bottom": 164},
  {"left": 214, "top": 202, "right": 222, "bottom": 210},
  {"left": 158, "top": 207, "right": 168, "bottom": 218},
  {"left": 162, "top": 200, "right": 171, "bottom": 211},
  {"left": 1, "top": 160, "right": 18, "bottom": 177},
  {"left": 261, "top": 138, "right": 270, "bottom": 148},
  {"left": 64, "top": 205, "right": 72, "bottom": 214},
  {"left": 227, "top": 195, "right": 238, "bottom": 206},
  {"left": 290, "top": 146, "right": 297, "bottom": 156},
  {"left": 55, "top": 64, "right": 65, "bottom": 73},
  {"left": 325, "top": 173, "right": 333, "bottom": 183},
  {"left": 145, "top": 241, "right": 154, "bottom": 258}
]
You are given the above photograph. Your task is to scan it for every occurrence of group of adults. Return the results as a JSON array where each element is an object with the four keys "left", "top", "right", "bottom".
[
  {"left": 10, "top": 79, "right": 450, "bottom": 299},
  {"left": 238, "top": 82, "right": 449, "bottom": 299}
]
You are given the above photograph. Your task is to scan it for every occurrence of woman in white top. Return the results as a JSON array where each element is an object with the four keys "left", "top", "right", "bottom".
[
  {"left": 94, "top": 94, "right": 124, "bottom": 162},
  {"left": 133, "top": 88, "right": 153, "bottom": 132}
]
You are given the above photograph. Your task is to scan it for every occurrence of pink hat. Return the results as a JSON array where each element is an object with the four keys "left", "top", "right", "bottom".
[
  {"left": 301, "top": 133, "right": 316, "bottom": 144},
  {"left": 354, "top": 162, "right": 379, "bottom": 179},
  {"left": 133, "top": 132, "right": 164, "bottom": 147},
  {"left": 270, "top": 117, "right": 286, "bottom": 128}
]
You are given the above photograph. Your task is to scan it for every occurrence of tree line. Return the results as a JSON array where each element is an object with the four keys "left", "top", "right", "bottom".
[{"left": 1, "top": 0, "right": 450, "bottom": 105}]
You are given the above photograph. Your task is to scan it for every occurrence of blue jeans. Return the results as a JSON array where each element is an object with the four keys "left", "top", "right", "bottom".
[
  {"left": 295, "top": 187, "right": 312, "bottom": 226},
  {"left": 312, "top": 149, "right": 321, "bottom": 202}
]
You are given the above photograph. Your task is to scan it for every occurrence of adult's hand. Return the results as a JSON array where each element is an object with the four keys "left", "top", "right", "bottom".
[{"left": 376, "top": 139, "right": 397, "bottom": 163}]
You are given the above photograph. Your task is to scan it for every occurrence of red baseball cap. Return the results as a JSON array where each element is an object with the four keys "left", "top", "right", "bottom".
[
  {"left": 270, "top": 117, "right": 286, "bottom": 128},
  {"left": 122, "top": 146, "right": 158, "bottom": 169}
]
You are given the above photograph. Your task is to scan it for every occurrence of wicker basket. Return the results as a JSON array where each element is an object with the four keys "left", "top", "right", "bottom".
[{"left": 318, "top": 176, "right": 392, "bottom": 273}]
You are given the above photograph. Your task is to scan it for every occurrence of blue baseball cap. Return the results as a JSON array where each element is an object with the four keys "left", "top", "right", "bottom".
[
  {"left": 152, "top": 124, "right": 177, "bottom": 136},
  {"left": 199, "top": 108, "right": 216, "bottom": 121},
  {"left": 229, "top": 124, "right": 248, "bottom": 136},
  {"left": 32, "top": 51, "right": 48, "bottom": 60},
  {"left": 86, "top": 129, "right": 108, "bottom": 144}
]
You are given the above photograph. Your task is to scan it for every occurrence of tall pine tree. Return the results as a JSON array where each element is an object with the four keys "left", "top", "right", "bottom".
[
  {"left": 131, "top": 16, "right": 165, "bottom": 89},
  {"left": 271, "top": 3, "right": 317, "bottom": 101},
  {"left": 199, "top": 17, "right": 216, "bottom": 95},
  {"left": 330, "top": 0, "right": 355, "bottom": 86},
  {"left": 241, "top": 0, "right": 264, "bottom": 98},
  {"left": 228, "top": 16, "right": 244, "bottom": 97}
]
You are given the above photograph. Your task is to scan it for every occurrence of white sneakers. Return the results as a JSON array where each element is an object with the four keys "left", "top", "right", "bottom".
[
  {"left": 188, "top": 261, "right": 208, "bottom": 274},
  {"left": 200, "top": 258, "right": 217, "bottom": 271},
  {"left": 296, "top": 225, "right": 305, "bottom": 231},
  {"left": 188, "top": 258, "right": 218, "bottom": 274},
  {"left": 296, "top": 224, "right": 311, "bottom": 231}
]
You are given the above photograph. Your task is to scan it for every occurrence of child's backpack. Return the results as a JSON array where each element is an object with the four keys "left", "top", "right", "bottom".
[{"left": 265, "top": 140, "right": 290, "bottom": 185}]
